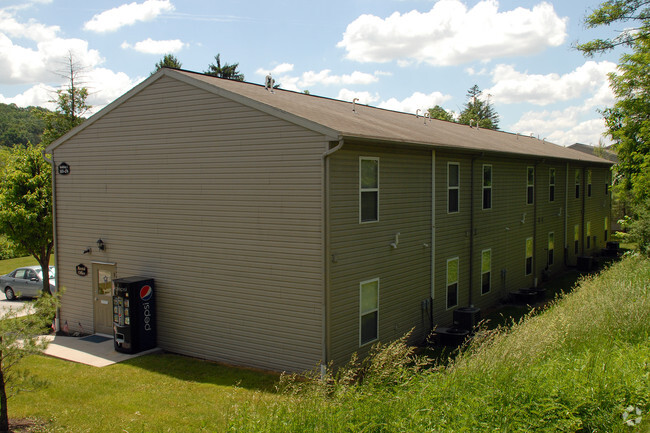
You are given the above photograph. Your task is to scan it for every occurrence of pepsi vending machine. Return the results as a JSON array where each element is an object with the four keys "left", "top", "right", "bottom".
[{"left": 113, "top": 277, "right": 156, "bottom": 354}]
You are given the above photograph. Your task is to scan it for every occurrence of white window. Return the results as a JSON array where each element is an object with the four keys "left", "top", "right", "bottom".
[
  {"left": 481, "top": 249, "right": 491, "bottom": 295},
  {"left": 448, "top": 162, "right": 459, "bottom": 213},
  {"left": 446, "top": 257, "right": 459, "bottom": 309},
  {"left": 525, "top": 237, "right": 533, "bottom": 276},
  {"left": 360, "top": 157, "right": 379, "bottom": 223},
  {"left": 575, "top": 170, "right": 581, "bottom": 199},
  {"left": 548, "top": 232, "right": 554, "bottom": 267},
  {"left": 482, "top": 164, "right": 492, "bottom": 210},
  {"left": 549, "top": 168, "right": 556, "bottom": 202},
  {"left": 526, "top": 167, "right": 534, "bottom": 205},
  {"left": 359, "top": 278, "right": 379, "bottom": 346}
]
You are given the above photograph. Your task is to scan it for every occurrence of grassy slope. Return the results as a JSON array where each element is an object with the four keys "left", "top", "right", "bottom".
[
  {"left": 229, "top": 254, "right": 650, "bottom": 432},
  {"left": 4, "top": 254, "right": 649, "bottom": 432}
]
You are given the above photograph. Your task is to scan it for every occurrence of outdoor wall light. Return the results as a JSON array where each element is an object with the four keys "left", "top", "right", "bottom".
[{"left": 97, "top": 238, "right": 105, "bottom": 251}]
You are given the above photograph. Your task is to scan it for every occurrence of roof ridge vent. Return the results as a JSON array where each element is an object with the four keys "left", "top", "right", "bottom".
[{"left": 265, "top": 73, "right": 275, "bottom": 93}]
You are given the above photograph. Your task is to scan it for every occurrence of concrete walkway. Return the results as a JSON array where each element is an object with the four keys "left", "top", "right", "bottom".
[{"left": 43, "top": 334, "right": 161, "bottom": 367}]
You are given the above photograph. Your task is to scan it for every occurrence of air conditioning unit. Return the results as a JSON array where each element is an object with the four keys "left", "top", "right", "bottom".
[{"left": 453, "top": 306, "right": 481, "bottom": 331}]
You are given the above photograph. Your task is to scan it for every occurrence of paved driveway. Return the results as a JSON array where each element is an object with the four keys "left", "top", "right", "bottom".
[{"left": 0, "top": 291, "right": 32, "bottom": 317}]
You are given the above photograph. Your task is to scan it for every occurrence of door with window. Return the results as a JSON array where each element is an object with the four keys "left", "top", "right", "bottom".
[{"left": 93, "top": 263, "right": 116, "bottom": 335}]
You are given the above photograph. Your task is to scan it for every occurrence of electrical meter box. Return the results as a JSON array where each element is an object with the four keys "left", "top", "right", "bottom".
[{"left": 113, "top": 277, "right": 156, "bottom": 354}]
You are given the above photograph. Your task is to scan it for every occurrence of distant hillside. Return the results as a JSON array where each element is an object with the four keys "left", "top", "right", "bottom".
[{"left": 0, "top": 103, "right": 48, "bottom": 147}]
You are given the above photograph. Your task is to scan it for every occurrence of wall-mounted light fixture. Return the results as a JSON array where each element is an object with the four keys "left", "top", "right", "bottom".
[{"left": 97, "top": 238, "right": 105, "bottom": 251}]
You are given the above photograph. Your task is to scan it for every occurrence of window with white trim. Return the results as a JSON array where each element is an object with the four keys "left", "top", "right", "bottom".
[
  {"left": 587, "top": 169, "right": 592, "bottom": 197},
  {"left": 526, "top": 167, "right": 534, "bottom": 205},
  {"left": 549, "top": 168, "right": 556, "bottom": 202},
  {"left": 575, "top": 170, "right": 581, "bottom": 199},
  {"left": 574, "top": 224, "right": 580, "bottom": 255},
  {"left": 446, "top": 257, "right": 459, "bottom": 309},
  {"left": 448, "top": 162, "right": 459, "bottom": 213},
  {"left": 481, "top": 249, "right": 491, "bottom": 295},
  {"left": 525, "top": 237, "right": 533, "bottom": 276},
  {"left": 482, "top": 164, "right": 492, "bottom": 210},
  {"left": 359, "top": 278, "right": 379, "bottom": 346},
  {"left": 359, "top": 157, "right": 379, "bottom": 223},
  {"left": 604, "top": 216, "right": 609, "bottom": 242},
  {"left": 548, "top": 232, "right": 554, "bottom": 267},
  {"left": 586, "top": 221, "right": 591, "bottom": 248}
]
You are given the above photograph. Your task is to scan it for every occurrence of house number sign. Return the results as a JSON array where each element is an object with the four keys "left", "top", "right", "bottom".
[
  {"left": 76, "top": 264, "right": 88, "bottom": 276},
  {"left": 58, "top": 162, "right": 70, "bottom": 175}
]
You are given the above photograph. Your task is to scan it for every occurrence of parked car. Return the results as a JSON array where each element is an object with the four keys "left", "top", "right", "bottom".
[{"left": 0, "top": 265, "right": 56, "bottom": 300}]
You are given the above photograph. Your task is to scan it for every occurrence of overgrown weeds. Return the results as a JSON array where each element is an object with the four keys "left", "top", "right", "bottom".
[{"left": 228, "top": 254, "right": 650, "bottom": 432}]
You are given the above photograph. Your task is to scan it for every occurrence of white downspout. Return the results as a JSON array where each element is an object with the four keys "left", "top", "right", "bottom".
[{"left": 321, "top": 137, "right": 344, "bottom": 373}]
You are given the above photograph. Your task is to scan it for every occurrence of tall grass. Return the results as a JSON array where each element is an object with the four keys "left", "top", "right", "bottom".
[{"left": 227, "top": 254, "right": 650, "bottom": 432}]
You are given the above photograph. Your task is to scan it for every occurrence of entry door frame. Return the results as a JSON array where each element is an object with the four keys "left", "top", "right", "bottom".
[{"left": 92, "top": 262, "right": 116, "bottom": 335}]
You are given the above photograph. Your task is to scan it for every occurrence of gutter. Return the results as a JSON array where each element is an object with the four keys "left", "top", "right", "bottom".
[
  {"left": 42, "top": 150, "right": 60, "bottom": 333},
  {"left": 320, "top": 137, "right": 344, "bottom": 372}
]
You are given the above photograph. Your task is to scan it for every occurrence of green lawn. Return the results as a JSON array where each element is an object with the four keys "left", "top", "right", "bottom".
[
  {"left": 10, "top": 354, "right": 280, "bottom": 432},
  {"left": 0, "top": 256, "right": 40, "bottom": 275}
]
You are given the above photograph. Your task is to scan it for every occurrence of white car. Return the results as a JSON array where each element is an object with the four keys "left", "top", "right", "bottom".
[{"left": 0, "top": 265, "right": 56, "bottom": 300}]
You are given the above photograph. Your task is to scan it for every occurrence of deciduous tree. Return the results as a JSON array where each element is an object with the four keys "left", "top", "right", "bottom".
[
  {"left": 0, "top": 144, "right": 53, "bottom": 295},
  {"left": 428, "top": 105, "right": 455, "bottom": 122}
]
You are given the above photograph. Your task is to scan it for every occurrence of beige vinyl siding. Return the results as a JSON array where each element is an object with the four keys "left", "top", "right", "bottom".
[
  {"left": 328, "top": 143, "right": 431, "bottom": 367},
  {"left": 52, "top": 76, "right": 326, "bottom": 372}
]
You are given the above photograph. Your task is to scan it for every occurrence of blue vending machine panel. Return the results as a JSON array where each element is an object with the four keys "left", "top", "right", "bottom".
[{"left": 113, "top": 277, "right": 156, "bottom": 354}]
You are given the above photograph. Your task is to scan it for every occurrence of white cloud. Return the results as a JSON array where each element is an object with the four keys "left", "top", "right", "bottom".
[
  {"left": 378, "top": 91, "right": 452, "bottom": 114},
  {"left": 338, "top": 0, "right": 567, "bottom": 66},
  {"left": 0, "top": 8, "right": 140, "bottom": 113},
  {"left": 84, "top": 0, "right": 174, "bottom": 33},
  {"left": 510, "top": 106, "right": 612, "bottom": 147},
  {"left": 0, "top": 32, "right": 103, "bottom": 84},
  {"left": 121, "top": 38, "right": 187, "bottom": 54},
  {"left": 485, "top": 61, "right": 617, "bottom": 106},
  {"left": 1, "top": 69, "right": 143, "bottom": 115},
  {"left": 85, "top": 68, "right": 144, "bottom": 113},
  {"left": 0, "top": 83, "right": 57, "bottom": 110},
  {"left": 336, "top": 89, "right": 380, "bottom": 105},
  {"left": 0, "top": 9, "right": 59, "bottom": 41},
  {"left": 256, "top": 63, "right": 294, "bottom": 76},
  {"left": 298, "top": 70, "right": 378, "bottom": 87},
  {"left": 255, "top": 65, "right": 381, "bottom": 92}
]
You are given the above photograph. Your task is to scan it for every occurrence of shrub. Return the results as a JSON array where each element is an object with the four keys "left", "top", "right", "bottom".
[{"left": 618, "top": 198, "right": 650, "bottom": 256}]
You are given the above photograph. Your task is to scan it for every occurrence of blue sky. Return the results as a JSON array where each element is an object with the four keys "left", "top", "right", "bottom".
[{"left": 0, "top": 0, "right": 623, "bottom": 146}]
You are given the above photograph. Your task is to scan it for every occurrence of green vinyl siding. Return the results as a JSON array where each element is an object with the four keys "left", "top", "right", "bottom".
[{"left": 328, "top": 143, "right": 432, "bottom": 367}]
